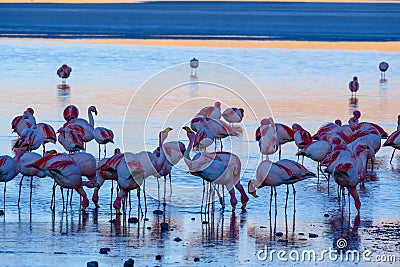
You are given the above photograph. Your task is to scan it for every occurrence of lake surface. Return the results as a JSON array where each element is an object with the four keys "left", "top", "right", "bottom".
[
  {"left": 0, "top": 39, "right": 399, "bottom": 266},
  {"left": 1, "top": 2, "right": 400, "bottom": 41}
]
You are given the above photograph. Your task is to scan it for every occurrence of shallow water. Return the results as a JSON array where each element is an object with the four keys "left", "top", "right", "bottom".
[{"left": 0, "top": 40, "right": 400, "bottom": 266}]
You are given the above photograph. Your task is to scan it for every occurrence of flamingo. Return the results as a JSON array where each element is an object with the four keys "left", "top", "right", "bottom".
[
  {"left": 183, "top": 126, "right": 249, "bottom": 212},
  {"left": 93, "top": 127, "right": 114, "bottom": 160},
  {"left": 93, "top": 149, "right": 123, "bottom": 208},
  {"left": 16, "top": 151, "right": 46, "bottom": 207},
  {"left": 0, "top": 149, "right": 23, "bottom": 212},
  {"left": 333, "top": 162, "right": 361, "bottom": 214},
  {"left": 190, "top": 115, "right": 238, "bottom": 151},
  {"left": 193, "top": 128, "right": 214, "bottom": 151},
  {"left": 64, "top": 106, "right": 97, "bottom": 148},
  {"left": 113, "top": 128, "right": 173, "bottom": 214},
  {"left": 255, "top": 118, "right": 277, "bottom": 160},
  {"left": 35, "top": 123, "right": 56, "bottom": 154},
  {"left": 379, "top": 62, "right": 389, "bottom": 79},
  {"left": 11, "top": 108, "right": 36, "bottom": 136},
  {"left": 348, "top": 110, "right": 361, "bottom": 131},
  {"left": 57, "top": 64, "right": 72, "bottom": 84},
  {"left": 198, "top": 101, "right": 221, "bottom": 120},
  {"left": 383, "top": 118, "right": 400, "bottom": 163},
  {"left": 190, "top": 58, "right": 199, "bottom": 76},
  {"left": 275, "top": 123, "right": 294, "bottom": 160},
  {"left": 57, "top": 127, "right": 85, "bottom": 152},
  {"left": 222, "top": 107, "right": 244, "bottom": 125},
  {"left": 349, "top": 76, "right": 359, "bottom": 97},
  {"left": 13, "top": 128, "right": 43, "bottom": 152},
  {"left": 296, "top": 140, "right": 331, "bottom": 183},
  {"left": 63, "top": 105, "right": 79, "bottom": 122},
  {"left": 292, "top": 123, "right": 312, "bottom": 162}
]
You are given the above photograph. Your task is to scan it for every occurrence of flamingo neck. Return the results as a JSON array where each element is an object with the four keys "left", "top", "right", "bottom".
[
  {"left": 184, "top": 134, "right": 194, "bottom": 161},
  {"left": 88, "top": 109, "right": 95, "bottom": 127}
]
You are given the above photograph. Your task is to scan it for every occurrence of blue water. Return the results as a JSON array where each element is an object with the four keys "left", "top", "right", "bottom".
[{"left": 1, "top": 2, "right": 400, "bottom": 41}]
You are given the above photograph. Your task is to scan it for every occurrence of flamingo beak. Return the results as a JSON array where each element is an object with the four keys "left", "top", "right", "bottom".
[
  {"left": 182, "top": 126, "right": 191, "bottom": 133},
  {"left": 93, "top": 182, "right": 100, "bottom": 189},
  {"left": 165, "top": 127, "right": 173, "bottom": 132},
  {"left": 250, "top": 192, "right": 259, "bottom": 198}
]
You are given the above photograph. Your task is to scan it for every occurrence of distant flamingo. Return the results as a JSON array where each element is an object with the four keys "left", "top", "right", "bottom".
[
  {"left": 0, "top": 149, "right": 23, "bottom": 212},
  {"left": 190, "top": 58, "right": 199, "bottom": 76},
  {"left": 379, "top": 62, "right": 389, "bottom": 79},
  {"left": 198, "top": 101, "right": 221, "bottom": 120},
  {"left": 222, "top": 107, "right": 244, "bottom": 125},
  {"left": 349, "top": 76, "right": 359, "bottom": 97},
  {"left": 57, "top": 64, "right": 72, "bottom": 84},
  {"left": 183, "top": 126, "right": 249, "bottom": 212}
]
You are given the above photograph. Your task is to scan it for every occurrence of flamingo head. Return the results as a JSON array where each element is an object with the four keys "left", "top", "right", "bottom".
[
  {"left": 13, "top": 147, "right": 25, "bottom": 158},
  {"left": 260, "top": 118, "right": 272, "bottom": 126},
  {"left": 160, "top": 127, "right": 173, "bottom": 142},
  {"left": 353, "top": 76, "right": 358, "bottom": 81},
  {"left": 349, "top": 187, "right": 361, "bottom": 212},
  {"left": 89, "top": 106, "right": 98, "bottom": 116},
  {"left": 247, "top": 180, "right": 259, "bottom": 198},
  {"left": 114, "top": 148, "right": 121, "bottom": 155},
  {"left": 353, "top": 110, "right": 361, "bottom": 120},
  {"left": 26, "top": 108, "right": 34, "bottom": 115},
  {"left": 182, "top": 126, "right": 195, "bottom": 141},
  {"left": 292, "top": 123, "right": 302, "bottom": 132},
  {"left": 397, "top": 115, "right": 400, "bottom": 125},
  {"left": 355, "top": 144, "right": 370, "bottom": 155},
  {"left": 239, "top": 108, "right": 244, "bottom": 117},
  {"left": 57, "top": 127, "right": 66, "bottom": 138},
  {"left": 335, "top": 119, "right": 342, "bottom": 126},
  {"left": 214, "top": 101, "right": 221, "bottom": 108}
]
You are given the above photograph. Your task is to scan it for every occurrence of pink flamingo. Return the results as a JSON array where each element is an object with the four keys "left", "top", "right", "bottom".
[
  {"left": 35, "top": 123, "right": 57, "bottom": 154},
  {"left": 13, "top": 128, "right": 43, "bottom": 152},
  {"left": 11, "top": 108, "right": 36, "bottom": 136},
  {"left": 383, "top": 116, "right": 400, "bottom": 163},
  {"left": 16, "top": 151, "right": 46, "bottom": 207},
  {"left": 64, "top": 106, "right": 97, "bottom": 148},
  {"left": 93, "top": 127, "right": 114, "bottom": 160},
  {"left": 63, "top": 105, "right": 79, "bottom": 121},
  {"left": 222, "top": 107, "right": 244, "bottom": 125},
  {"left": 198, "top": 101, "right": 221, "bottom": 120},
  {"left": 57, "top": 127, "right": 85, "bottom": 152},
  {"left": 93, "top": 149, "right": 123, "bottom": 208},
  {"left": 333, "top": 162, "right": 361, "bottom": 214},
  {"left": 296, "top": 140, "right": 331, "bottom": 183},
  {"left": 57, "top": 64, "right": 72, "bottom": 84},
  {"left": 256, "top": 118, "right": 278, "bottom": 160},
  {"left": 0, "top": 149, "right": 23, "bottom": 212},
  {"left": 349, "top": 76, "right": 359, "bottom": 97},
  {"left": 348, "top": 110, "right": 361, "bottom": 131},
  {"left": 183, "top": 126, "right": 249, "bottom": 212},
  {"left": 193, "top": 128, "right": 214, "bottom": 151},
  {"left": 292, "top": 123, "right": 312, "bottom": 163}
]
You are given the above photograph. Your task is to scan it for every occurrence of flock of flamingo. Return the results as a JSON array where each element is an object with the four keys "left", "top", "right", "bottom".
[{"left": 0, "top": 62, "right": 395, "bottom": 224}]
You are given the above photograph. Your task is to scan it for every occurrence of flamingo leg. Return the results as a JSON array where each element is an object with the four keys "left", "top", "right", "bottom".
[
  {"left": 163, "top": 175, "right": 167, "bottom": 206},
  {"left": 30, "top": 176, "right": 33, "bottom": 208},
  {"left": 98, "top": 144, "right": 101, "bottom": 161},
  {"left": 390, "top": 149, "right": 396, "bottom": 164},
  {"left": 292, "top": 184, "right": 296, "bottom": 214},
  {"left": 285, "top": 184, "right": 289, "bottom": 214},
  {"left": 61, "top": 187, "right": 65, "bottom": 210},
  {"left": 3, "top": 182, "right": 6, "bottom": 212},
  {"left": 169, "top": 173, "right": 172, "bottom": 195},
  {"left": 18, "top": 175, "right": 25, "bottom": 208}
]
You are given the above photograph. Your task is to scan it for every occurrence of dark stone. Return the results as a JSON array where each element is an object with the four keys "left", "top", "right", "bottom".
[
  {"left": 259, "top": 226, "right": 267, "bottom": 229},
  {"left": 128, "top": 217, "right": 139, "bottom": 223},
  {"left": 0, "top": 210, "right": 4, "bottom": 216},
  {"left": 99, "top": 247, "right": 111, "bottom": 254},
  {"left": 155, "top": 255, "right": 162, "bottom": 260},
  {"left": 144, "top": 218, "right": 149, "bottom": 221},
  {"left": 194, "top": 257, "right": 200, "bottom": 262},
  {"left": 191, "top": 217, "right": 195, "bottom": 221},
  {"left": 109, "top": 219, "right": 116, "bottom": 223},
  {"left": 299, "top": 238, "right": 308, "bottom": 241},
  {"left": 275, "top": 232, "right": 283, "bottom": 237},
  {"left": 87, "top": 261, "right": 98, "bottom": 267},
  {"left": 160, "top": 222, "right": 169, "bottom": 230},
  {"left": 324, "top": 214, "right": 329, "bottom": 217},
  {"left": 298, "top": 232, "right": 304, "bottom": 236},
  {"left": 123, "top": 258, "right": 135, "bottom": 267},
  {"left": 147, "top": 227, "right": 152, "bottom": 230},
  {"left": 202, "top": 221, "right": 209, "bottom": 224},
  {"left": 54, "top": 252, "right": 67, "bottom": 254},
  {"left": 173, "top": 237, "right": 182, "bottom": 242},
  {"left": 153, "top": 210, "right": 164, "bottom": 215},
  {"left": 309, "top": 233, "right": 318, "bottom": 238}
]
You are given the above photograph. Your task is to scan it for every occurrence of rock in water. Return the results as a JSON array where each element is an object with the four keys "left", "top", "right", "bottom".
[
  {"left": 0, "top": 210, "right": 4, "bottom": 216},
  {"left": 173, "top": 237, "right": 182, "bottom": 242},
  {"left": 124, "top": 258, "right": 135, "bottom": 267},
  {"left": 160, "top": 222, "right": 169, "bottom": 230},
  {"left": 194, "top": 257, "right": 200, "bottom": 262},
  {"left": 155, "top": 255, "right": 162, "bottom": 260},
  {"left": 87, "top": 261, "right": 98, "bottom": 267},
  {"left": 99, "top": 247, "right": 111, "bottom": 254},
  {"left": 128, "top": 217, "right": 139, "bottom": 223}
]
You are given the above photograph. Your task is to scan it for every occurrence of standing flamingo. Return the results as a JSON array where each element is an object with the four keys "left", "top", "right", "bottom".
[
  {"left": 198, "top": 101, "right": 222, "bottom": 120},
  {"left": 183, "top": 126, "right": 249, "bottom": 212},
  {"left": 93, "top": 127, "right": 114, "bottom": 160},
  {"left": 333, "top": 162, "right": 361, "bottom": 214},
  {"left": 256, "top": 118, "right": 277, "bottom": 160},
  {"left": 16, "top": 151, "right": 46, "bottom": 207},
  {"left": 0, "top": 149, "right": 23, "bottom": 212},
  {"left": 57, "top": 64, "right": 72, "bottom": 84},
  {"left": 64, "top": 106, "right": 97, "bottom": 148},
  {"left": 13, "top": 128, "right": 43, "bottom": 152},
  {"left": 35, "top": 123, "right": 57, "bottom": 154},
  {"left": 275, "top": 123, "right": 294, "bottom": 160},
  {"left": 190, "top": 58, "right": 199, "bottom": 76},
  {"left": 379, "top": 62, "right": 389, "bottom": 79},
  {"left": 193, "top": 128, "right": 214, "bottom": 151},
  {"left": 63, "top": 105, "right": 79, "bottom": 121},
  {"left": 349, "top": 76, "right": 359, "bottom": 97},
  {"left": 222, "top": 107, "right": 244, "bottom": 125}
]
